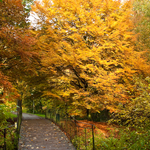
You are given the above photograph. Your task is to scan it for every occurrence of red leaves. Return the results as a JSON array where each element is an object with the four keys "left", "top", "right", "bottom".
[{"left": 0, "top": 72, "right": 12, "bottom": 90}]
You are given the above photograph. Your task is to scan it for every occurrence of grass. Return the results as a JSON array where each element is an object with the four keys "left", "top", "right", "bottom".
[
  {"left": 10, "top": 113, "right": 17, "bottom": 118},
  {"left": 33, "top": 113, "right": 45, "bottom": 118},
  {"left": 22, "top": 110, "right": 46, "bottom": 118}
]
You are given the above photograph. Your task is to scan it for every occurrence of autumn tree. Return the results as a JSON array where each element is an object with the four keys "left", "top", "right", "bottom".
[
  {"left": 0, "top": 0, "right": 38, "bottom": 103},
  {"left": 109, "top": 76, "right": 150, "bottom": 128},
  {"left": 109, "top": 0, "right": 150, "bottom": 127},
  {"left": 31, "top": 0, "right": 150, "bottom": 116}
]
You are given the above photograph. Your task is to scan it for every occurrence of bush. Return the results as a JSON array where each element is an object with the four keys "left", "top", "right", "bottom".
[
  {"left": 109, "top": 77, "right": 150, "bottom": 129},
  {"left": 72, "top": 128, "right": 150, "bottom": 150},
  {"left": 0, "top": 104, "right": 17, "bottom": 149},
  {"left": 95, "top": 129, "right": 150, "bottom": 150}
]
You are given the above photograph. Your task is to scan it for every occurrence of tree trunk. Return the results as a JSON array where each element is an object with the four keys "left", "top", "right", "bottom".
[{"left": 15, "top": 99, "right": 22, "bottom": 149}]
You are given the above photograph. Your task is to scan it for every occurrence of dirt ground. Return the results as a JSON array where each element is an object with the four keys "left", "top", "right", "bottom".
[{"left": 75, "top": 120, "right": 120, "bottom": 138}]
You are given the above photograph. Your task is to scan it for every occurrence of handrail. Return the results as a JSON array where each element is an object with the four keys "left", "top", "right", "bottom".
[{"left": 45, "top": 109, "right": 96, "bottom": 150}]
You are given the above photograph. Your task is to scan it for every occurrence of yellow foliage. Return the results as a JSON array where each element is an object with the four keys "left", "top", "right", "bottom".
[{"left": 32, "top": 0, "right": 150, "bottom": 113}]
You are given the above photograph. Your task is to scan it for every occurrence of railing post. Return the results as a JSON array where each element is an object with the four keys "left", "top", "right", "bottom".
[
  {"left": 4, "top": 128, "right": 6, "bottom": 150},
  {"left": 70, "top": 122, "right": 71, "bottom": 141},
  {"left": 74, "top": 120, "right": 77, "bottom": 137},
  {"left": 85, "top": 128, "right": 87, "bottom": 150},
  {"left": 49, "top": 110, "right": 51, "bottom": 119},
  {"left": 45, "top": 109, "right": 46, "bottom": 119},
  {"left": 66, "top": 113, "right": 68, "bottom": 133},
  {"left": 92, "top": 125, "right": 95, "bottom": 150},
  {"left": 78, "top": 126, "right": 80, "bottom": 150},
  {"left": 75, "top": 120, "right": 78, "bottom": 149}
]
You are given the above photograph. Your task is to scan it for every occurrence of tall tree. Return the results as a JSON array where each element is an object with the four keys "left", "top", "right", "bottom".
[
  {"left": 32, "top": 0, "right": 150, "bottom": 115},
  {"left": 0, "top": 0, "right": 38, "bottom": 101}
]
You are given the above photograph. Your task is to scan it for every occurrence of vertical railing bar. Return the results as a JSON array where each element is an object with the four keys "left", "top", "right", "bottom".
[
  {"left": 49, "top": 110, "right": 51, "bottom": 119},
  {"left": 76, "top": 126, "right": 78, "bottom": 149},
  {"left": 92, "top": 125, "right": 95, "bottom": 150},
  {"left": 70, "top": 119, "right": 71, "bottom": 141},
  {"left": 45, "top": 110, "right": 46, "bottom": 119},
  {"left": 4, "top": 128, "right": 6, "bottom": 150},
  {"left": 78, "top": 126, "right": 80, "bottom": 150},
  {"left": 75, "top": 121, "right": 78, "bottom": 149},
  {"left": 55, "top": 114, "right": 56, "bottom": 123},
  {"left": 66, "top": 119, "right": 67, "bottom": 133},
  {"left": 85, "top": 128, "right": 87, "bottom": 150}
]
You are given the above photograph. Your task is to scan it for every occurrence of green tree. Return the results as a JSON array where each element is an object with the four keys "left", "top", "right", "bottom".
[{"left": 133, "top": 0, "right": 150, "bottom": 59}]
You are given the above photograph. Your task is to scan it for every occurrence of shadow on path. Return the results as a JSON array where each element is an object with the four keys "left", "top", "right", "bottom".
[{"left": 19, "top": 114, "right": 76, "bottom": 150}]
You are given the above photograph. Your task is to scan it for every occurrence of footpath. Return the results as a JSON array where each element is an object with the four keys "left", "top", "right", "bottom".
[{"left": 18, "top": 113, "right": 76, "bottom": 150}]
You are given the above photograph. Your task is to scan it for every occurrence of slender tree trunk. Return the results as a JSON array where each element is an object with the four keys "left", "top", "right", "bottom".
[
  {"left": 33, "top": 99, "right": 34, "bottom": 114},
  {"left": 15, "top": 99, "right": 22, "bottom": 149}
]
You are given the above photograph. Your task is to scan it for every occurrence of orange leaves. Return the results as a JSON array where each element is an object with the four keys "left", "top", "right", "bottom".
[
  {"left": 0, "top": 0, "right": 25, "bottom": 28},
  {"left": 0, "top": 0, "right": 39, "bottom": 103},
  {"left": 0, "top": 72, "right": 12, "bottom": 90}
]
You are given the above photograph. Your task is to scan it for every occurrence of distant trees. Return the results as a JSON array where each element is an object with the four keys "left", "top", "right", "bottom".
[{"left": 133, "top": 0, "right": 150, "bottom": 51}]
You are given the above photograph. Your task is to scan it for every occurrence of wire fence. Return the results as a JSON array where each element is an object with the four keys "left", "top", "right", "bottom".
[
  {"left": 0, "top": 125, "right": 17, "bottom": 150},
  {"left": 45, "top": 108, "right": 96, "bottom": 150},
  {"left": 0, "top": 100, "right": 22, "bottom": 150}
]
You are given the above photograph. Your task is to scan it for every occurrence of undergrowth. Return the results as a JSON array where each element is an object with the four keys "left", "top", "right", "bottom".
[{"left": 72, "top": 128, "right": 150, "bottom": 150}]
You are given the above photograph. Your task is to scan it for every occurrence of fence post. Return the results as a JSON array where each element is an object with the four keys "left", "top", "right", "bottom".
[
  {"left": 45, "top": 109, "right": 46, "bottom": 119},
  {"left": 92, "top": 125, "right": 95, "bottom": 150},
  {"left": 85, "top": 128, "right": 87, "bottom": 150},
  {"left": 70, "top": 122, "right": 71, "bottom": 141},
  {"left": 49, "top": 109, "right": 51, "bottom": 119},
  {"left": 4, "top": 129, "right": 6, "bottom": 150},
  {"left": 74, "top": 120, "right": 78, "bottom": 149},
  {"left": 66, "top": 113, "right": 68, "bottom": 133},
  {"left": 78, "top": 126, "right": 80, "bottom": 150}
]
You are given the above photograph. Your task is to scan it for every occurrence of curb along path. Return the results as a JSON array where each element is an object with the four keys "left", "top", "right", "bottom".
[{"left": 19, "top": 118, "right": 76, "bottom": 150}]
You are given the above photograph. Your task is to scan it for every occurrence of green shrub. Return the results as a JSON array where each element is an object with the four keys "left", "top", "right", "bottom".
[
  {"left": 0, "top": 104, "right": 17, "bottom": 149},
  {"left": 95, "top": 129, "right": 150, "bottom": 150},
  {"left": 0, "top": 127, "right": 17, "bottom": 150},
  {"left": 109, "top": 77, "right": 150, "bottom": 129},
  {"left": 72, "top": 128, "right": 150, "bottom": 150}
]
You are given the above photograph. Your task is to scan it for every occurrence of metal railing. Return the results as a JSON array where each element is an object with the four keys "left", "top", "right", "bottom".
[
  {"left": 45, "top": 108, "right": 96, "bottom": 150},
  {"left": 0, "top": 125, "right": 16, "bottom": 150}
]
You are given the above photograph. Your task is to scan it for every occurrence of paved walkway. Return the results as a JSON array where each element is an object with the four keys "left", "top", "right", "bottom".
[
  {"left": 21, "top": 113, "right": 43, "bottom": 120},
  {"left": 18, "top": 114, "right": 76, "bottom": 150}
]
